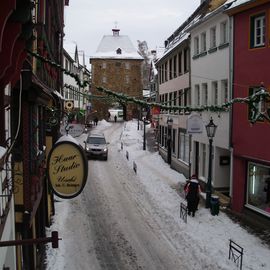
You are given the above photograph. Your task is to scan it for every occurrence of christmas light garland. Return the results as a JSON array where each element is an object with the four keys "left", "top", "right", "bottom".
[{"left": 28, "top": 50, "right": 270, "bottom": 124}]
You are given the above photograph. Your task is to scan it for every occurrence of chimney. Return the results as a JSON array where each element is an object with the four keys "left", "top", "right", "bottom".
[{"left": 112, "top": 28, "right": 120, "bottom": 36}]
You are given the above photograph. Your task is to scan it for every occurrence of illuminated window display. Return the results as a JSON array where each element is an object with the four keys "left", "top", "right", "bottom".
[{"left": 247, "top": 162, "right": 270, "bottom": 216}]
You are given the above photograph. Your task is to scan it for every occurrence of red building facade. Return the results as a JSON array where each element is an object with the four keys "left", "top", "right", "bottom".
[{"left": 228, "top": 0, "right": 270, "bottom": 219}]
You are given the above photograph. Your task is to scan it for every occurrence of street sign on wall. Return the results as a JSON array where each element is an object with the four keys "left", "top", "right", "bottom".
[{"left": 186, "top": 113, "right": 203, "bottom": 134}]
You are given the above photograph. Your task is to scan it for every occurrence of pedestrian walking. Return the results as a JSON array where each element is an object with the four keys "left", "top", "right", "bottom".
[
  {"left": 184, "top": 174, "right": 201, "bottom": 217},
  {"left": 94, "top": 116, "right": 98, "bottom": 126},
  {"left": 114, "top": 115, "right": 117, "bottom": 122}
]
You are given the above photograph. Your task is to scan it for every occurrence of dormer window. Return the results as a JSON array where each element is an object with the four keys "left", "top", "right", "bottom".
[{"left": 116, "top": 48, "right": 122, "bottom": 54}]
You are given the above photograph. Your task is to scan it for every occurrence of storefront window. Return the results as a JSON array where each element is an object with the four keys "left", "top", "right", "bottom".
[{"left": 247, "top": 162, "right": 270, "bottom": 216}]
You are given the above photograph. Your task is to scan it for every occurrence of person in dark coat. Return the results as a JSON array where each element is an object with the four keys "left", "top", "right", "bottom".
[
  {"left": 94, "top": 117, "right": 98, "bottom": 126},
  {"left": 184, "top": 174, "right": 201, "bottom": 217},
  {"left": 114, "top": 115, "right": 117, "bottom": 122}
]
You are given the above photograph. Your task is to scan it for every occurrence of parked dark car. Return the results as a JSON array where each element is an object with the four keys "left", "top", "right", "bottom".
[{"left": 84, "top": 133, "right": 108, "bottom": 160}]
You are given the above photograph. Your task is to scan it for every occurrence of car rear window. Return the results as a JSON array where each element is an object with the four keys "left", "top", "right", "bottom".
[{"left": 87, "top": 137, "right": 106, "bottom": 144}]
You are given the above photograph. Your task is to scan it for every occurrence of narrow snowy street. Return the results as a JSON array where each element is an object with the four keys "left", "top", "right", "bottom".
[{"left": 45, "top": 120, "right": 270, "bottom": 270}]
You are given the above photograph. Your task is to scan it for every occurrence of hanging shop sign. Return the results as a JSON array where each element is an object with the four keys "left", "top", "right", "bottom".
[
  {"left": 60, "top": 123, "right": 84, "bottom": 137},
  {"left": 47, "top": 135, "right": 88, "bottom": 198},
  {"left": 186, "top": 113, "right": 203, "bottom": 134}
]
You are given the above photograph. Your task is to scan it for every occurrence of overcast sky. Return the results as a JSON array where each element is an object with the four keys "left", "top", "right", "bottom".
[{"left": 64, "top": 0, "right": 201, "bottom": 61}]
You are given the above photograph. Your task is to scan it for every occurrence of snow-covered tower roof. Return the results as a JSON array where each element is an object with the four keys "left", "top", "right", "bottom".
[{"left": 91, "top": 28, "right": 143, "bottom": 60}]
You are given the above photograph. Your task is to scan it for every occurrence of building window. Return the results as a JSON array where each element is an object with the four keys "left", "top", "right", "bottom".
[
  {"left": 125, "top": 62, "right": 130, "bottom": 69},
  {"left": 125, "top": 75, "right": 130, "bottom": 84},
  {"left": 169, "top": 58, "right": 173, "bottom": 80},
  {"left": 195, "top": 84, "right": 200, "bottom": 106},
  {"left": 202, "top": 83, "right": 208, "bottom": 105},
  {"left": 201, "top": 32, "right": 206, "bottom": 52},
  {"left": 178, "top": 129, "right": 189, "bottom": 163},
  {"left": 164, "top": 62, "right": 168, "bottom": 81},
  {"left": 220, "top": 20, "right": 228, "bottom": 44},
  {"left": 184, "top": 48, "right": 189, "bottom": 72},
  {"left": 173, "top": 91, "right": 177, "bottom": 106},
  {"left": 221, "top": 79, "right": 228, "bottom": 103},
  {"left": 194, "top": 36, "right": 199, "bottom": 55},
  {"left": 178, "top": 52, "right": 182, "bottom": 75},
  {"left": 212, "top": 81, "right": 218, "bottom": 105},
  {"left": 65, "top": 59, "right": 69, "bottom": 71},
  {"left": 247, "top": 162, "right": 270, "bottom": 217},
  {"left": 184, "top": 88, "right": 191, "bottom": 107},
  {"left": 173, "top": 55, "right": 177, "bottom": 78},
  {"left": 102, "top": 76, "right": 107, "bottom": 84},
  {"left": 210, "top": 26, "right": 216, "bottom": 48},
  {"left": 250, "top": 14, "right": 265, "bottom": 48},
  {"left": 102, "top": 62, "right": 107, "bottom": 69}
]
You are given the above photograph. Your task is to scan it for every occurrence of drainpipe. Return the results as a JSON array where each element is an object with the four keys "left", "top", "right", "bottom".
[{"left": 229, "top": 15, "right": 234, "bottom": 200}]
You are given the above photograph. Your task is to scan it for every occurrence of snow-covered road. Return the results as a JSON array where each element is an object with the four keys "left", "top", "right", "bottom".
[{"left": 45, "top": 120, "right": 270, "bottom": 270}]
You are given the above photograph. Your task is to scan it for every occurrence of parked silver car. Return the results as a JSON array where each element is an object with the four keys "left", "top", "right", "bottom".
[{"left": 84, "top": 133, "right": 108, "bottom": 160}]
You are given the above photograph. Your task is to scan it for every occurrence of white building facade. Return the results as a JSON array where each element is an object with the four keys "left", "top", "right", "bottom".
[
  {"left": 156, "top": 33, "right": 191, "bottom": 177},
  {"left": 63, "top": 45, "right": 90, "bottom": 123},
  {"left": 189, "top": 4, "right": 232, "bottom": 193}
]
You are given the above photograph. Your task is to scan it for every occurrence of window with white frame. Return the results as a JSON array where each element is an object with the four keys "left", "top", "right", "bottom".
[
  {"left": 202, "top": 83, "right": 208, "bottom": 105},
  {"left": 173, "top": 91, "right": 177, "bottom": 106},
  {"left": 164, "top": 62, "right": 168, "bottom": 81},
  {"left": 102, "top": 62, "right": 107, "bottom": 69},
  {"left": 210, "top": 26, "right": 216, "bottom": 48},
  {"left": 194, "top": 36, "right": 199, "bottom": 55},
  {"left": 250, "top": 14, "right": 265, "bottom": 48},
  {"left": 220, "top": 20, "right": 228, "bottom": 44},
  {"left": 221, "top": 79, "right": 228, "bottom": 103},
  {"left": 125, "top": 62, "right": 130, "bottom": 69},
  {"left": 169, "top": 58, "right": 173, "bottom": 80},
  {"left": 102, "top": 76, "right": 107, "bottom": 84},
  {"left": 201, "top": 32, "right": 206, "bottom": 52},
  {"left": 247, "top": 162, "right": 270, "bottom": 216},
  {"left": 178, "top": 129, "right": 189, "bottom": 163},
  {"left": 184, "top": 88, "right": 191, "bottom": 107},
  {"left": 212, "top": 81, "right": 218, "bottom": 105},
  {"left": 184, "top": 48, "right": 189, "bottom": 72},
  {"left": 173, "top": 55, "right": 177, "bottom": 78},
  {"left": 75, "top": 87, "right": 79, "bottom": 100},
  {"left": 195, "top": 84, "right": 200, "bottom": 106},
  {"left": 125, "top": 75, "right": 130, "bottom": 84},
  {"left": 178, "top": 52, "right": 182, "bottom": 75}
]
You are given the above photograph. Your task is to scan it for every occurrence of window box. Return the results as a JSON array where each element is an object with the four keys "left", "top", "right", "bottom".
[
  {"left": 208, "top": 47, "right": 217, "bottom": 54},
  {"left": 218, "top": 42, "right": 229, "bottom": 50}
]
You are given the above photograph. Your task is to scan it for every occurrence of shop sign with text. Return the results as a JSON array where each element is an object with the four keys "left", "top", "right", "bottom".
[{"left": 47, "top": 139, "right": 88, "bottom": 198}]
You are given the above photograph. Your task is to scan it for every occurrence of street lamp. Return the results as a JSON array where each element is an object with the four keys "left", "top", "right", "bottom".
[
  {"left": 167, "top": 116, "right": 173, "bottom": 164},
  {"left": 205, "top": 117, "right": 217, "bottom": 208},
  {"left": 137, "top": 107, "right": 140, "bottom": 131},
  {"left": 142, "top": 110, "right": 147, "bottom": 150}
]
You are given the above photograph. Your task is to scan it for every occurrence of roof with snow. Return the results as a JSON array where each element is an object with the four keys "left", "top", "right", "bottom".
[
  {"left": 227, "top": 0, "right": 253, "bottom": 10},
  {"left": 91, "top": 29, "right": 143, "bottom": 60}
]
